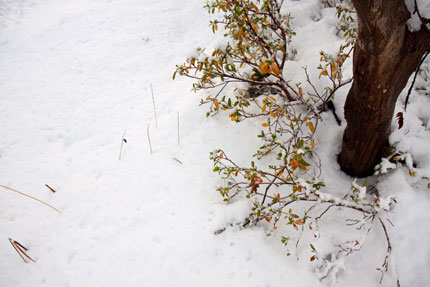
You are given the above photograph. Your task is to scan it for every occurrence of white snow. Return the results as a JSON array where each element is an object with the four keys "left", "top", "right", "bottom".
[
  {"left": 405, "top": 0, "right": 430, "bottom": 31},
  {"left": 1, "top": 1, "right": 429, "bottom": 287}
]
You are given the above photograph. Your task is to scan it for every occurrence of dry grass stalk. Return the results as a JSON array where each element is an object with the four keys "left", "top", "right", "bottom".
[
  {"left": 45, "top": 184, "right": 57, "bottom": 193},
  {"left": 147, "top": 124, "right": 153, "bottom": 154},
  {"left": 151, "top": 84, "right": 158, "bottom": 127},
  {"left": 0, "top": 184, "right": 61, "bottom": 213},
  {"left": 119, "top": 129, "right": 127, "bottom": 160},
  {"left": 8, "top": 238, "right": 36, "bottom": 263}
]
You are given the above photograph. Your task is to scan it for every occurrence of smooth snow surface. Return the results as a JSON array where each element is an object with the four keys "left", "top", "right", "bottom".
[{"left": 1, "top": 1, "right": 429, "bottom": 287}]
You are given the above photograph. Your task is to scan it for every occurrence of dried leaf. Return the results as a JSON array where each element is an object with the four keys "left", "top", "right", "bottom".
[
  {"left": 307, "top": 121, "right": 315, "bottom": 133},
  {"left": 259, "top": 61, "right": 270, "bottom": 74},
  {"left": 212, "top": 99, "right": 220, "bottom": 110},
  {"left": 271, "top": 63, "right": 280, "bottom": 76}
]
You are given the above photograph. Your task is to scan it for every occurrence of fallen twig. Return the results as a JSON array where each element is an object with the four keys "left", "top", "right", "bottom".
[
  {"left": 151, "top": 83, "right": 158, "bottom": 127},
  {"left": 147, "top": 124, "right": 153, "bottom": 154},
  {"left": 0, "top": 184, "right": 61, "bottom": 213},
  {"left": 8, "top": 238, "right": 36, "bottom": 263},
  {"left": 119, "top": 129, "right": 127, "bottom": 160},
  {"left": 45, "top": 184, "right": 57, "bottom": 193}
]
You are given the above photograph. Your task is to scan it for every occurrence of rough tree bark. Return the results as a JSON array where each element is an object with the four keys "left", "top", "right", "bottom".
[{"left": 338, "top": 0, "right": 430, "bottom": 177}]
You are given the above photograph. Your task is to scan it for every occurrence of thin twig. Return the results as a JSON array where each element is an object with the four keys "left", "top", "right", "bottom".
[
  {"left": 45, "top": 184, "right": 57, "bottom": 193},
  {"left": 404, "top": 50, "right": 430, "bottom": 111},
  {"left": 173, "top": 157, "right": 183, "bottom": 164},
  {"left": 378, "top": 218, "right": 392, "bottom": 284},
  {"left": 119, "top": 129, "right": 127, "bottom": 160},
  {"left": 151, "top": 83, "right": 158, "bottom": 127},
  {"left": 8, "top": 238, "right": 36, "bottom": 263},
  {"left": 0, "top": 184, "right": 61, "bottom": 213},
  {"left": 147, "top": 124, "right": 153, "bottom": 154}
]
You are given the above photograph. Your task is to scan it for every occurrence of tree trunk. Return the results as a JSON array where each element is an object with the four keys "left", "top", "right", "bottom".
[{"left": 338, "top": 0, "right": 430, "bottom": 177}]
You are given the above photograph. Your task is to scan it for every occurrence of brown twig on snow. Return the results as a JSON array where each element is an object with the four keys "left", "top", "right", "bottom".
[
  {"left": 0, "top": 184, "right": 61, "bottom": 213},
  {"left": 8, "top": 238, "right": 36, "bottom": 263},
  {"left": 45, "top": 184, "right": 57, "bottom": 193}
]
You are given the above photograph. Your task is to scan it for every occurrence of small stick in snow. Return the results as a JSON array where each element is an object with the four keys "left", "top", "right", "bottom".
[
  {"left": 119, "top": 129, "right": 127, "bottom": 160},
  {"left": 147, "top": 124, "right": 153, "bottom": 155},
  {"left": 177, "top": 110, "right": 180, "bottom": 145},
  {"left": 151, "top": 84, "right": 158, "bottom": 128},
  {"left": 173, "top": 157, "right": 183, "bottom": 164},
  {"left": 8, "top": 238, "right": 36, "bottom": 263},
  {"left": 0, "top": 184, "right": 61, "bottom": 213},
  {"left": 45, "top": 184, "right": 57, "bottom": 193}
]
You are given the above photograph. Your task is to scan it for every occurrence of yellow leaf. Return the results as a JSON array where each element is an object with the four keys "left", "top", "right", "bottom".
[
  {"left": 269, "top": 110, "right": 276, "bottom": 118},
  {"left": 172, "top": 71, "right": 177, "bottom": 80},
  {"left": 259, "top": 61, "right": 270, "bottom": 75},
  {"left": 262, "top": 122, "right": 269, "bottom": 127},
  {"left": 307, "top": 121, "right": 315, "bottom": 133},
  {"left": 214, "top": 23, "right": 218, "bottom": 31},
  {"left": 212, "top": 99, "right": 220, "bottom": 110},
  {"left": 319, "top": 69, "right": 328, "bottom": 79},
  {"left": 230, "top": 115, "right": 237, "bottom": 121},
  {"left": 271, "top": 63, "right": 280, "bottom": 76},
  {"left": 330, "top": 63, "right": 336, "bottom": 73},
  {"left": 262, "top": 103, "right": 267, "bottom": 113},
  {"left": 269, "top": 96, "right": 276, "bottom": 102}
]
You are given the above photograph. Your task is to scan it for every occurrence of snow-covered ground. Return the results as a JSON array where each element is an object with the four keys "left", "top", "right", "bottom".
[{"left": 0, "top": 0, "right": 429, "bottom": 286}]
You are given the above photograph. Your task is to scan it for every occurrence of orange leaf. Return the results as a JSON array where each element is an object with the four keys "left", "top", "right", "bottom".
[
  {"left": 262, "top": 122, "right": 269, "bottom": 127},
  {"left": 212, "top": 99, "right": 220, "bottom": 110},
  {"left": 299, "top": 87, "right": 303, "bottom": 98},
  {"left": 295, "top": 220, "right": 304, "bottom": 225},
  {"left": 319, "top": 69, "right": 328, "bottom": 79},
  {"left": 269, "top": 110, "right": 276, "bottom": 118},
  {"left": 262, "top": 103, "right": 267, "bottom": 113},
  {"left": 265, "top": 216, "right": 271, "bottom": 223},
  {"left": 255, "top": 177, "right": 263, "bottom": 183},
  {"left": 271, "top": 63, "right": 280, "bottom": 76},
  {"left": 307, "top": 121, "right": 315, "bottom": 133},
  {"left": 310, "top": 255, "right": 316, "bottom": 262},
  {"left": 259, "top": 61, "right": 270, "bottom": 75}
]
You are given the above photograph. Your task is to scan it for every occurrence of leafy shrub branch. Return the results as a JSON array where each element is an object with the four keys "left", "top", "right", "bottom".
[{"left": 175, "top": 0, "right": 396, "bottom": 283}]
